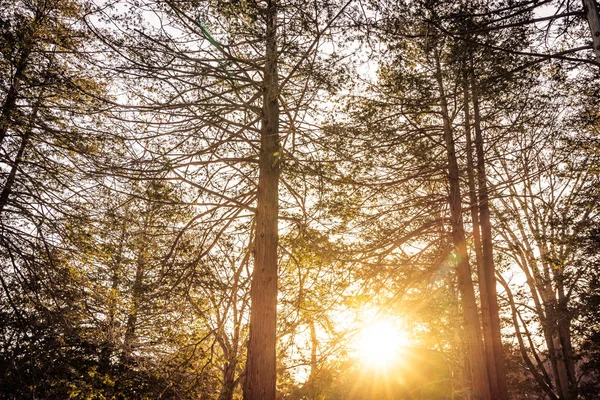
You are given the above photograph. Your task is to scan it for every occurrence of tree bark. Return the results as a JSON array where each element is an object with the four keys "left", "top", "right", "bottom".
[
  {"left": 435, "top": 51, "right": 491, "bottom": 400},
  {"left": 462, "top": 68, "right": 500, "bottom": 399},
  {"left": 243, "top": 0, "right": 280, "bottom": 399},
  {"left": 470, "top": 72, "right": 509, "bottom": 400},
  {"left": 582, "top": 0, "right": 600, "bottom": 64}
]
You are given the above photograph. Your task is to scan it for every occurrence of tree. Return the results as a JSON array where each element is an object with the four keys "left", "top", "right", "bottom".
[
  {"left": 491, "top": 105, "right": 599, "bottom": 399},
  {"left": 87, "top": 0, "right": 356, "bottom": 397},
  {"left": 0, "top": 2, "right": 114, "bottom": 396},
  {"left": 431, "top": 0, "right": 600, "bottom": 71}
]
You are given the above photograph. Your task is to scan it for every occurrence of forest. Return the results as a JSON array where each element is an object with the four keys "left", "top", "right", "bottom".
[{"left": 0, "top": 0, "right": 599, "bottom": 399}]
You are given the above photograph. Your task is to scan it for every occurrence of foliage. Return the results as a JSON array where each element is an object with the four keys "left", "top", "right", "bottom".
[{"left": 0, "top": 0, "right": 598, "bottom": 399}]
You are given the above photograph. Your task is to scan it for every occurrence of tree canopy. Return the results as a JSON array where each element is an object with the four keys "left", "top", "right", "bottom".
[{"left": 0, "top": 0, "right": 599, "bottom": 399}]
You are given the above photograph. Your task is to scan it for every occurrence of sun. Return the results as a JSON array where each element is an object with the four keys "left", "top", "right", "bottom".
[{"left": 356, "top": 320, "right": 408, "bottom": 368}]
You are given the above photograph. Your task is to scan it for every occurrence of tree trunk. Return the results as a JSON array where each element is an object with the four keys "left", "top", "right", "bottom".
[
  {"left": 0, "top": 45, "right": 33, "bottom": 148},
  {"left": 582, "top": 0, "right": 600, "bottom": 64},
  {"left": 435, "top": 51, "right": 491, "bottom": 400},
  {"left": 219, "top": 360, "right": 238, "bottom": 400},
  {"left": 470, "top": 72, "right": 509, "bottom": 400},
  {"left": 100, "top": 212, "right": 128, "bottom": 374},
  {"left": 462, "top": 68, "right": 499, "bottom": 399},
  {"left": 306, "top": 320, "right": 318, "bottom": 400},
  {"left": 243, "top": 0, "right": 280, "bottom": 398},
  {"left": 498, "top": 275, "right": 559, "bottom": 400},
  {"left": 122, "top": 248, "right": 144, "bottom": 366},
  {"left": 540, "top": 284, "right": 569, "bottom": 399},
  {"left": 0, "top": 102, "right": 39, "bottom": 213},
  {"left": 556, "top": 279, "right": 577, "bottom": 399},
  {"left": 495, "top": 155, "right": 577, "bottom": 400}
]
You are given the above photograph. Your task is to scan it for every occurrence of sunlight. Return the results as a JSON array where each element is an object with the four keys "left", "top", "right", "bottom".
[{"left": 356, "top": 320, "right": 409, "bottom": 369}]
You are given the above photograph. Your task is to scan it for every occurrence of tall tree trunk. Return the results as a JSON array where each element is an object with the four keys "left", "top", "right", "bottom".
[
  {"left": 462, "top": 68, "right": 500, "bottom": 399},
  {"left": 243, "top": 0, "right": 280, "bottom": 398},
  {"left": 434, "top": 51, "right": 491, "bottom": 400},
  {"left": 470, "top": 72, "right": 509, "bottom": 400},
  {"left": 582, "top": 0, "right": 600, "bottom": 64}
]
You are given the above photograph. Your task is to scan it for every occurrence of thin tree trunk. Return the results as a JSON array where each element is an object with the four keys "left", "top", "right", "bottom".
[
  {"left": 218, "top": 241, "right": 251, "bottom": 400},
  {"left": 100, "top": 212, "right": 128, "bottom": 374},
  {"left": 498, "top": 275, "right": 559, "bottom": 400},
  {"left": 219, "top": 360, "right": 238, "bottom": 400},
  {"left": 449, "top": 271, "right": 468, "bottom": 397},
  {"left": 470, "top": 72, "right": 509, "bottom": 400},
  {"left": 495, "top": 162, "right": 566, "bottom": 397},
  {"left": 556, "top": 279, "right": 577, "bottom": 399},
  {"left": 541, "top": 290, "right": 569, "bottom": 399},
  {"left": 114, "top": 231, "right": 146, "bottom": 397},
  {"left": 0, "top": 103, "right": 39, "bottom": 213},
  {"left": 121, "top": 206, "right": 154, "bottom": 367},
  {"left": 122, "top": 248, "right": 144, "bottom": 366},
  {"left": 243, "top": 0, "right": 280, "bottom": 398},
  {"left": 309, "top": 320, "right": 318, "bottom": 378},
  {"left": 435, "top": 51, "right": 491, "bottom": 400},
  {"left": 494, "top": 154, "right": 574, "bottom": 399},
  {"left": 582, "top": 0, "right": 600, "bottom": 64},
  {"left": 306, "top": 319, "right": 318, "bottom": 400},
  {"left": 0, "top": 46, "right": 33, "bottom": 148},
  {"left": 462, "top": 68, "right": 499, "bottom": 399}
]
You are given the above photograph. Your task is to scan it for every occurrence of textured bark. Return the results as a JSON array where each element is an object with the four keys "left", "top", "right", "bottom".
[
  {"left": 583, "top": 0, "right": 600, "bottom": 63},
  {"left": 462, "top": 69, "right": 499, "bottom": 399},
  {"left": 470, "top": 73, "right": 509, "bottom": 400},
  {"left": 435, "top": 52, "right": 490, "bottom": 400},
  {"left": 243, "top": 1, "right": 280, "bottom": 398}
]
